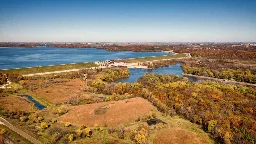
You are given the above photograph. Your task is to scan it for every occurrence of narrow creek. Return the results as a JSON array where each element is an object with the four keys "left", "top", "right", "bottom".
[{"left": 19, "top": 94, "right": 46, "bottom": 110}]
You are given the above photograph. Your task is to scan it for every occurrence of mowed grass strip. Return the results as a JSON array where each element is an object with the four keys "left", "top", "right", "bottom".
[
  {"left": 0, "top": 62, "right": 98, "bottom": 75},
  {"left": 116, "top": 53, "right": 187, "bottom": 63}
]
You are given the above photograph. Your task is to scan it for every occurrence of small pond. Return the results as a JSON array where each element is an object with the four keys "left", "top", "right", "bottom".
[
  {"left": 147, "top": 118, "right": 167, "bottom": 126},
  {"left": 19, "top": 94, "right": 46, "bottom": 110}
]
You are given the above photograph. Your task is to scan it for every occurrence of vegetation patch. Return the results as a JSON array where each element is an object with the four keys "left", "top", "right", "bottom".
[
  {"left": 146, "top": 118, "right": 166, "bottom": 126},
  {"left": 94, "top": 104, "right": 114, "bottom": 115},
  {"left": 27, "top": 78, "right": 86, "bottom": 105},
  {"left": 153, "top": 128, "right": 209, "bottom": 144},
  {"left": 182, "top": 61, "right": 256, "bottom": 84},
  {"left": 0, "top": 95, "right": 35, "bottom": 112}
]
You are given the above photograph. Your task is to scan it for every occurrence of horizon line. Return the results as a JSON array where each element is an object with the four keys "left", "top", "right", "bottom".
[{"left": 0, "top": 41, "right": 255, "bottom": 43}]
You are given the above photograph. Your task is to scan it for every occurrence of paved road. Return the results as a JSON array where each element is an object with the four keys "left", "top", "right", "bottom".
[
  {"left": 0, "top": 117, "right": 42, "bottom": 144},
  {"left": 23, "top": 67, "right": 98, "bottom": 77},
  {"left": 23, "top": 68, "right": 81, "bottom": 77}
]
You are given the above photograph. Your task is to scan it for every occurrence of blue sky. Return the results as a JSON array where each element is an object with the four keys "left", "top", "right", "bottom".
[{"left": 0, "top": 0, "right": 255, "bottom": 42}]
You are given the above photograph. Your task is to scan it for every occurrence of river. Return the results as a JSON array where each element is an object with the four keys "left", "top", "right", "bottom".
[{"left": 119, "top": 62, "right": 198, "bottom": 83}]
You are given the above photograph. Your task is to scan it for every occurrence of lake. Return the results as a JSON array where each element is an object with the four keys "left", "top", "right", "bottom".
[{"left": 0, "top": 47, "right": 168, "bottom": 69}]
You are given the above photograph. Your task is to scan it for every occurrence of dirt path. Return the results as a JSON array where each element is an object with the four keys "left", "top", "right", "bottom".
[{"left": 0, "top": 117, "right": 41, "bottom": 144}]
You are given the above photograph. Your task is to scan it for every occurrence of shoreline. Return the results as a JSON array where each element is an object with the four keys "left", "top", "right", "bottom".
[{"left": 0, "top": 53, "right": 189, "bottom": 74}]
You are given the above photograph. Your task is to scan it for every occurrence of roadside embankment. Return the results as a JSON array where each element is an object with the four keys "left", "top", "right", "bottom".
[
  {"left": 183, "top": 73, "right": 256, "bottom": 87},
  {"left": 0, "top": 62, "right": 97, "bottom": 75}
]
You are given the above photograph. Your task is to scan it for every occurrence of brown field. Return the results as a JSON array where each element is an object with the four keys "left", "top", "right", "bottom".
[
  {"left": 0, "top": 96, "right": 35, "bottom": 112},
  {"left": 153, "top": 128, "right": 209, "bottom": 144},
  {"left": 32, "top": 78, "right": 85, "bottom": 104},
  {"left": 59, "top": 97, "right": 153, "bottom": 126}
]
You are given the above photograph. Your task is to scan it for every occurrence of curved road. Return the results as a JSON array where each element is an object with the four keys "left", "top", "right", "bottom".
[{"left": 0, "top": 117, "right": 41, "bottom": 144}]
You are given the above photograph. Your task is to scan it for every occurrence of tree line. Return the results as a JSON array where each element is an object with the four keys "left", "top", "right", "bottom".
[{"left": 182, "top": 65, "right": 256, "bottom": 84}]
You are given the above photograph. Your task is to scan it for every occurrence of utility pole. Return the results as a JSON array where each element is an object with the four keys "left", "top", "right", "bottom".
[{"left": 83, "top": 73, "right": 88, "bottom": 89}]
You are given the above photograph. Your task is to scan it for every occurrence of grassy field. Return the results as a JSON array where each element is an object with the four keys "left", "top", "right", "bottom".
[
  {"left": 0, "top": 95, "right": 35, "bottom": 112},
  {"left": 116, "top": 53, "right": 187, "bottom": 63},
  {"left": 150, "top": 115, "right": 214, "bottom": 144},
  {"left": 59, "top": 97, "right": 153, "bottom": 126},
  {"left": 0, "top": 62, "right": 97, "bottom": 75},
  {"left": 24, "top": 78, "right": 85, "bottom": 105}
]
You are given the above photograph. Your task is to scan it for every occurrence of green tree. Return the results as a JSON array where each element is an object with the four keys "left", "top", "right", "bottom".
[
  {"left": 85, "top": 128, "right": 92, "bottom": 137},
  {"left": 68, "top": 134, "right": 74, "bottom": 142},
  {"left": 208, "top": 120, "right": 217, "bottom": 132},
  {"left": 40, "top": 122, "right": 49, "bottom": 129}
]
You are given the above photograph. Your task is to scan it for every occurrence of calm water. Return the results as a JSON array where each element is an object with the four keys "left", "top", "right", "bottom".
[
  {"left": 119, "top": 62, "right": 198, "bottom": 83},
  {"left": 19, "top": 94, "right": 46, "bottom": 110},
  {"left": 0, "top": 47, "right": 168, "bottom": 69}
]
